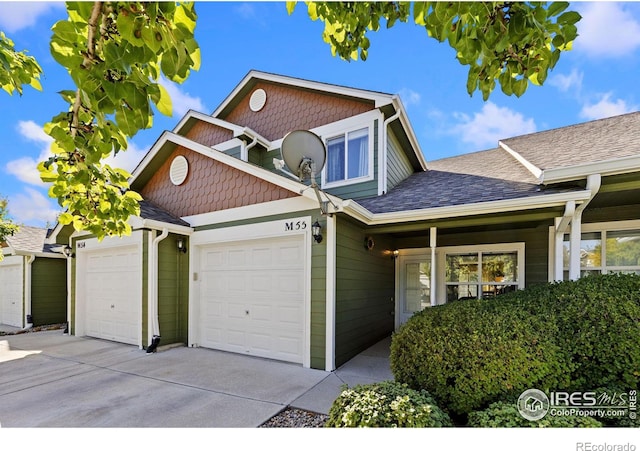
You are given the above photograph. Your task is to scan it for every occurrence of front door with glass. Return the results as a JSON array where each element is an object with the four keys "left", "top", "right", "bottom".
[{"left": 397, "top": 253, "right": 431, "bottom": 327}]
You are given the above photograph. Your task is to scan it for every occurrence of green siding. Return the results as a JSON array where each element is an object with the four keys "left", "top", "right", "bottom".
[
  {"left": 223, "top": 145, "right": 242, "bottom": 159},
  {"left": 584, "top": 204, "right": 640, "bottom": 224},
  {"left": 195, "top": 209, "right": 327, "bottom": 370},
  {"left": 156, "top": 234, "right": 189, "bottom": 346},
  {"left": 386, "top": 131, "right": 413, "bottom": 191},
  {"left": 335, "top": 216, "right": 395, "bottom": 367},
  {"left": 31, "top": 258, "right": 67, "bottom": 326}
]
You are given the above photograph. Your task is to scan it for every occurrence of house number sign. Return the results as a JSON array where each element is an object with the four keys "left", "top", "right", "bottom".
[{"left": 284, "top": 220, "right": 307, "bottom": 232}]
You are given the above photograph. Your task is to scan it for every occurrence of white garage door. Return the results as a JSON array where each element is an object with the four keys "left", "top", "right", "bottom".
[
  {"left": 83, "top": 245, "right": 141, "bottom": 345},
  {"left": 199, "top": 235, "right": 306, "bottom": 363},
  {"left": 0, "top": 260, "right": 23, "bottom": 327}
]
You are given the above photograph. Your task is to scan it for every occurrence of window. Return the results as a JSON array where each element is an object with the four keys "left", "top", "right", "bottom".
[
  {"left": 441, "top": 244, "right": 524, "bottom": 302},
  {"left": 563, "top": 228, "right": 640, "bottom": 278},
  {"left": 325, "top": 128, "right": 369, "bottom": 184}
]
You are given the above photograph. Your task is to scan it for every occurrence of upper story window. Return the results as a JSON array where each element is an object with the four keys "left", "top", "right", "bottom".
[{"left": 324, "top": 127, "right": 370, "bottom": 186}]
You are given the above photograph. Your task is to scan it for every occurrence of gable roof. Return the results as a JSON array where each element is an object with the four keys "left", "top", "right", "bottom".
[
  {"left": 500, "top": 111, "right": 640, "bottom": 182},
  {"left": 2, "top": 226, "right": 61, "bottom": 256}
]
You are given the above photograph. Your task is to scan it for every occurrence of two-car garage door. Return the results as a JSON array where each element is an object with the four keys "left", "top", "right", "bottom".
[
  {"left": 198, "top": 235, "right": 306, "bottom": 364},
  {"left": 0, "top": 258, "right": 23, "bottom": 327}
]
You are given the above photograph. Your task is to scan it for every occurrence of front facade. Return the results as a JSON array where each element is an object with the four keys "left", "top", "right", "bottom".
[
  {"left": 50, "top": 71, "right": 640, "bottom": 371},
  {"left": 1, "top": 226, "right": 67, "bottom": 328}
]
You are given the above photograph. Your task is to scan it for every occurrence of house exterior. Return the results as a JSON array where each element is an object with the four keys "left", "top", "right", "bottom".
[
  {"left": 1, "top": 226, "right": 67, "bottom": 328},
  {"left": 49, "top": 71, "right": 640, "bottom": 371}
]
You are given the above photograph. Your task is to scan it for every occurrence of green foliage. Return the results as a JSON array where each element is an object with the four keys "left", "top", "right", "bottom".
[
  {"left": 391, "top": 273, "right": 640, "bottom": 418},
  {"left": 39, "top": 1, "right": 199, "bottom": 240},
  {"left": 325, "top": 381, "right": 452, "bottom": 428},
  {"left": 0, "top": 31, "right": 42, "bottom": 95},
  {"left": 467, "top": 401, "right": 602, "bottom": 428},
  {"left": 290, "top": 1, "right": 581, "bottom": 100},
  {"left": 0, "top": 196, "right": 20, "bottom": 261},
  {"left": 390, "top": 296, "right": 566, "bottom": 416},
  {"left": 499, "top": 273, "right": 640, "bottom": 392}
]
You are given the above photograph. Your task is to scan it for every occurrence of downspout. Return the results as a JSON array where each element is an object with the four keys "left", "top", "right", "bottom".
[
  {"left": 147, "top": 228, "right": 169, "bottom": 353},
  {"left": 242, "top": 136, "right": 258, "bottom": 162},
  {"left": 23, "top": 254, "right": 35, "bottom": 330},
  {"left": 568, "top": 174, "right": 602, "bottom": 280},
  {"left": 381, "top": 110, "right": 401, "bottom": 195},
  {"left": 553, "top": 201, "right": 575, "bottom": 281},
  {"left": 64, "top": 241, "right": 72, "bottom": 334}
]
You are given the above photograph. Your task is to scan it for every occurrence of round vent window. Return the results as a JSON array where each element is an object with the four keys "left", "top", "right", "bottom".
[
  {"left": 169, "top": 155, "right": 189, "bottom": 186},
  {"left": 249, "top": 88, "right": 267, "bottom": 112}
]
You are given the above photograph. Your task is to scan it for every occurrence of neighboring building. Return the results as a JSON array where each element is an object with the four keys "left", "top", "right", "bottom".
[
  {"left": 1, "top": 226, "right": 67, "bottom": 328},
  {"left": 49, "top": 71, "right": 640, "bottom": 371}
]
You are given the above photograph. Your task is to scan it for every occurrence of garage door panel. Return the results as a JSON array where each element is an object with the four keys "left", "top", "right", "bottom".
[
  {"left": 199, "top": 234, "right": 306, "bottom": 363},
  {"left": 82, "top": 245, "right": 140, "bottom": 346},
  {"left": 0, "top": 263, "right": 23, "bottom": 327}
]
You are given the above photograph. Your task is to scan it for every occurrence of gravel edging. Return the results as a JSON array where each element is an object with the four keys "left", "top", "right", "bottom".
[{"left": 259, "top": 407, "right": 328, "bottom": 428}]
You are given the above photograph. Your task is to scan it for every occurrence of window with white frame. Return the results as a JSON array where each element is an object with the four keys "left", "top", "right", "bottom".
[
  {"left": 325, "top": 127, "right": 369, "bottom": 185},
  {"left": 441, "top": 244, "right": 524, "bottom": 302},
  {"left": 562, "top": 227, "right": 640, "bottom": 279}
]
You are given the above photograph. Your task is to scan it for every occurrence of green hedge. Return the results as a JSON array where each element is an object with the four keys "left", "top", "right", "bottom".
[
  {"left": 468, "top": 401, "right": 602, "bottom": 428},
  {"left": 325, "top": 381, "right": 452, "bottom": 427},
  {"left": 390, "top": 273, "right": 640, "bottom": 417},
  {"left": 390, "top": 297, "right": 566, "bottom": 416}
]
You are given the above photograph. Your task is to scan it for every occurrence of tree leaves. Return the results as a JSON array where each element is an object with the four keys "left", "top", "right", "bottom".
[
  {"left": 0, "top": 32, "right": 42, "bottom": 96},
  {"left": 38, "top": 2, "right": 200, "bottom": 240},
  {"left": 291, "top": 1, "right": 582, "bottom": 100}
]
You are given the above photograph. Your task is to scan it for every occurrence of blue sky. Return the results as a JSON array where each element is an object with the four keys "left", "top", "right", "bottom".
[{"left": 1, "top": 1, "right": 639, "bottom": 228}]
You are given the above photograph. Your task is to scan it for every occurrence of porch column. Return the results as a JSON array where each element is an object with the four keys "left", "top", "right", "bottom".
[
  {"left": 325, "top": 214, "right": 337, "bottom": 372},
  {"left": 554, "top": 201, "right": 575, "bottom": 282},
  {"left": 430, "top": 227, "right": 437, "bottom": 307},
  {"left": 569, "top": 210, "right": 583, "bottom": 281}
]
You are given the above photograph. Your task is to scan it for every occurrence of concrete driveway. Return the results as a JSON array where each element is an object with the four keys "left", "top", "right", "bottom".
[{"left": 0, "top": 330, "right": 392, "bottom": 427}]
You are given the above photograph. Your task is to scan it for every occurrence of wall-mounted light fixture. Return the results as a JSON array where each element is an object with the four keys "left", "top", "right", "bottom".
[
  {"left": 177, "top": 237, "right": 187, "bottom": 253},
  {"left": 312, "top": 220, "right": 323, "bottom": 244},
  {"left": 62, "top": 245, "right": 75, "bottom": 258},
  {"left": 391, "top": 250, "right": 400, "bottom": 260}
]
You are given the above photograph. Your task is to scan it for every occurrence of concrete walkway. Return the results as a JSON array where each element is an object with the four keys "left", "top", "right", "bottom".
[{"left": 0, "top": 330, "right": 392, "bottom": 427}]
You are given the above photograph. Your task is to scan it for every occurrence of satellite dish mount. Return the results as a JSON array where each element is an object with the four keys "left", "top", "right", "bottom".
[{"left": 280, "top": 130, "right": 335, "bottom": 215}]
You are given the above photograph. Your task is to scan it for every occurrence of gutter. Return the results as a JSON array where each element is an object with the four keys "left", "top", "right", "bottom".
[
  {"left": 567, "top": 174, "right": 602, "bottom": 280},
  {"left": 541, "top": 155, "right": 640, "bottom": 184},
  {"left": 147, "top": 228, "right": 169, "bottom": 353}
]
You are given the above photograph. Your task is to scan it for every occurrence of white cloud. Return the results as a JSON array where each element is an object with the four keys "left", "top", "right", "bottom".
[
  {"left": 549, "top": 69, "right": 583, "bottom": 93},
  {"left": 159, "top": 77, "right": 206, "bottom": 117},
  {"left": 575, "top": 3, "right": 640, "bottom": 57},
  {"left": 580, "top": 93, "right": 636, "bottom": 120},
  {"left": 398, "top": 89, "right": 421, "bottom": 108},
  {"left": 7, "top": 188, "right": 60, "bottom": 227},
  {"left": 5, "top": 120, "right": 52, "bottom": 186},
  {"left": 449, "top": 103, "right": 537, "bottom": 148},
  {"left": 0, "top": 2, "right": 64, "bottom": 33},
  {"left": 104, "top": 141, "right": 148, "bottom": 173}
]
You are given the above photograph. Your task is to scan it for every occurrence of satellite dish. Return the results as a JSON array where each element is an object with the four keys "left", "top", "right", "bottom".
[{"left": 281, "top": 130, "right": 326, "bottom": 184}]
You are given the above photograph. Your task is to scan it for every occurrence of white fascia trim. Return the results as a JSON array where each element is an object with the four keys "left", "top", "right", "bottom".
[
  {"left": 498, "top": 141, "right": 543, "bottom": 180},
  {"left": 14, "top": 250, "right": 66, "bottom": 259},
  {"left": 541, "top": 155, "right": 640, "bottom": 184},
  {"left": 182, "top": 196, "right": 321, "bottom": 228},
  {"left": 342, "top": 190, "right": 593, "bottom": 226},
  {"left": 172, "top": 110, "right": 246, "bottom": 137},
  {"left": 212, "top": 71, "right": 395, "bottom": 117},
  {"left": 129, "top": 217, "right": 193, "bottom": 235},
  {"left": 391, "top": 97, "right": 428, "bottom": 171}
]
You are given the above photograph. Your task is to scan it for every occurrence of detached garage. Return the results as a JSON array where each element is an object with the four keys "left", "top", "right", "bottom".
[{"left": 0, "top": 226, "right": 67, "bottom": 329}]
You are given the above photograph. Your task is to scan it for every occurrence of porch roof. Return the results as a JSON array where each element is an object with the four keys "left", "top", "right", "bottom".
[
  {"left": 359, "top": 148, "right": 576, "bottom": 214},
  {"left": 139, "top": 200, "right": 191, "bottom": 227},
  {"left": 3, "top": 225, "right": 60, "bottom": 254}
]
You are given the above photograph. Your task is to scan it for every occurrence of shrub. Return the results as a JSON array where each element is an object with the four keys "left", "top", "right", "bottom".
[
  {"left": 500, "top": 273, "right": 640, "bottom": 391},
  {"left": 390, "top": 298, "right": 566, "bottom": 416},
  {"left": 391, "top": 273, "right": 640, "bottom": 417},
  {"left": 467, "top": 401, "right": 602, "bottom": 428},
  {"left": 325, "top": 381, "right": 452, "bottom": 427}
]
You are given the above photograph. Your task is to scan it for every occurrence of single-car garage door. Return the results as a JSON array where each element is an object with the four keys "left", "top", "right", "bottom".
[
  {"left": 82, "top": 245, "right": 141, "bottom": 345},
  {"left": 0, "top": 259, "right": 23, "bottom": 327},
  {"left": 199, "top": 235, "right": 306, "bottom": 363}
]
